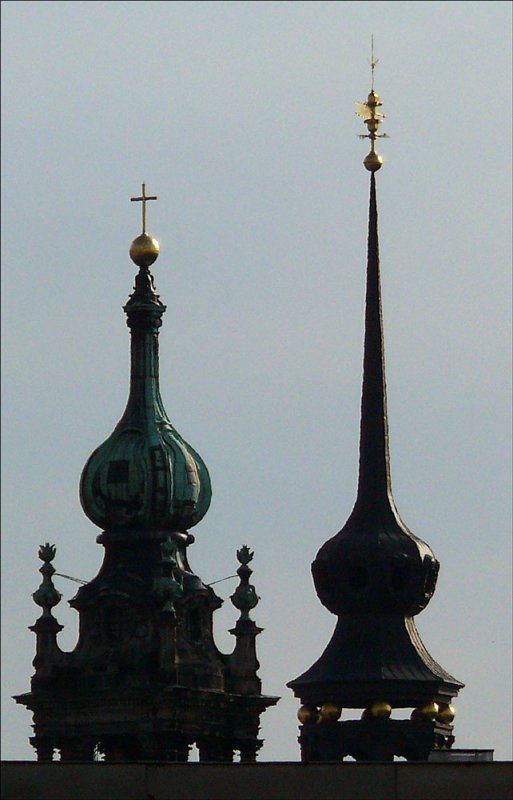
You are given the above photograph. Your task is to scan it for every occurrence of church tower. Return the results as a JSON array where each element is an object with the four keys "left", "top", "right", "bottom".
[
  {"left": 15, "top": 185, "right": 278, "bottom": 763},
  {"left": 288, "top": 65, "right": 464, "bottom": 762}
]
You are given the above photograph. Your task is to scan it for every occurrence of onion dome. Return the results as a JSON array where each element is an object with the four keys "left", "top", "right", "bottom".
[{"left": 79, "top": 184, "right": 211, "bottom": 537}]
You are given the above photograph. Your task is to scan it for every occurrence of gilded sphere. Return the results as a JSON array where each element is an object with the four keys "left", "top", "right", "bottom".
[
  {"left": 418, "top": 701, "right": 439, "bottom": 721},
  {"left": 364, "top": 150, "right": 383, "bottom": 172},
  {"left": 319, "top": 703, "right": 342, "bottom": 722},
  {"left": 297, "top": 705, "right": 319, "bottom": 725},
  {"left": 129, "top": 233, "right": 160, "bottom": 268},
  {"left": 370, "top": 701, "right": 392, "bottom": 719},
  {"left": 436, "top": 704, "right": 455, "bottom": 724}
]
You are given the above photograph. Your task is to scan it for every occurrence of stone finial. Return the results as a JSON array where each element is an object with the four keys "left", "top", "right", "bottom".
[
  {"left": 230, "top": 546, "right": 259, "bottom": 621},
  {"left": 32, "top": 543, "right": 62, "bottom": 618},
  {"left": 30, "top": 544, "right": 63, "bottom": 679}
]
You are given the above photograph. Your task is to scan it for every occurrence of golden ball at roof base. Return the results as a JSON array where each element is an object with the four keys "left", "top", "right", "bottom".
[
  {"left": 418, "top": 702, "right": 439, "bottom": 721},
  {"left": 319, "top": 703, "right": 342, "bottom": 722},
  {"left": 297, "top": 705, "right": 319, "bottom": 725},
  {"left": 436, "top": 704, "right": 455, "bottom": 724},
  {"left": 129, "top": 233, "right": 160, "bottom": 268},
  {"left": 369, "top": 701, "right": 392, "bottom": 719}
]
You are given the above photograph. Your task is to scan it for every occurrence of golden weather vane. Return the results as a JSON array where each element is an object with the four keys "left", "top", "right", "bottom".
[
  {"left": 130, "top": 182, "right": 158, "bottom": 235},
  {"left": 355, "top": 36, "right": 388, "bottom": 172}
]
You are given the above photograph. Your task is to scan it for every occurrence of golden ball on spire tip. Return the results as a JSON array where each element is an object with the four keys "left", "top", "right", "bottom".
[
  {"left": 129, "top": 233, "right": 160, "bottom": 268},
  {"left": 364, "top": 151, "right": 383, "bottom": 172}
]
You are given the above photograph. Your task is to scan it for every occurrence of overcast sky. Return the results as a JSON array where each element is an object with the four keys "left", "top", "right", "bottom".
[{"left": 2, "top": 1, "right": 511, "bottom": 761}]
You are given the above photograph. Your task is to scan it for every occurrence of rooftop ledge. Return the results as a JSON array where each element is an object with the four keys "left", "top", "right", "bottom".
[{"left": 2, "top": 759, "right": 511, "bottom": 800}]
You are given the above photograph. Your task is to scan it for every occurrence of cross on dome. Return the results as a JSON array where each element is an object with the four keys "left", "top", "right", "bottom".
[{"left": 130, "top": 182, "right": 158, "bottom": 234}]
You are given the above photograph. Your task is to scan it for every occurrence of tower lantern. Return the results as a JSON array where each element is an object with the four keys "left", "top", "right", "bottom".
[{"left": 15, "top": 186, "right": 278, "bottom": 763}]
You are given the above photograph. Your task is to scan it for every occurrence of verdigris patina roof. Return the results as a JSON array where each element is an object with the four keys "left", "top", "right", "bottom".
[{"left": 80, "top": 184, "right": 211, "bottom": 535}]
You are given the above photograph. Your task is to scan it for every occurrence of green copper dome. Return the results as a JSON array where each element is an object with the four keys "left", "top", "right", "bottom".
[{"left": 79, "top": 256, "right": 211, "bottom": 536}]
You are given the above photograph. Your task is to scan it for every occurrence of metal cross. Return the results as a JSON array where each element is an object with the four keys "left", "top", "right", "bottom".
[{"left": 130, "top": 183, "right": 157, "bottom": 234}]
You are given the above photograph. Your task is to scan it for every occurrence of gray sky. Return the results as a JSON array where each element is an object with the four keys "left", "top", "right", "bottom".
[{"left": 1, "top": 0, "right": 511, "bottom": 761}]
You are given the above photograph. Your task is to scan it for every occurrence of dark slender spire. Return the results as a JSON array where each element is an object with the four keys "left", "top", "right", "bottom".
[
  {"left": 288, "top": 60, "right": 463, "bottom": 763},
  {"left": 355, "top": 172, "right": 392, "bottom": 511}
]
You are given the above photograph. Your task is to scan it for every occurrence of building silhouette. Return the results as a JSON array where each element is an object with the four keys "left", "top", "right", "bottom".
[{"left": 5, "top": 72, "right": 509, "bottom": 800}]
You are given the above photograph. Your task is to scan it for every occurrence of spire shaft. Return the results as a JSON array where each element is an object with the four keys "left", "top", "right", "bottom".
[
  {"left": 356, "top": 173, "right": 392, "bottom": 510},
  {"left": 120, "top": 268, "right": 168, "bottom": 426},
  {"left": 123, "top": 321, "right": 165, "bottom": 424}
]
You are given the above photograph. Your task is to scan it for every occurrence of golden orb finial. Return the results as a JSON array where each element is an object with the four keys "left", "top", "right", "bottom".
[
  {"left": 420, "top": 701, "right": 439, "bottom": 720},
  {"left": 355, "top": 36, "right": 387, "bottom": 171},
  {"left": 369, "top": 700, "right": 392, "bottom": 719},
  {"left": 363, "top": 151, "right": 384, "bottom": 172},
  {"left": 411, "top": 701, "right": 439, "bottom": 721},
  {"left": 129, "top": 233, "right": 160, "bottom": 268},
  {"left": 436, "top": 703, "right": 456, "bottom": 724},
  {"left": 318, "top": 702, "right": 342, "bottom": 723},
  {"left": 297, "top": 705, "right": 320, "bottom": 725},
  {"left": 129, "top": 183, "right": 160, "bottom": 267}
]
